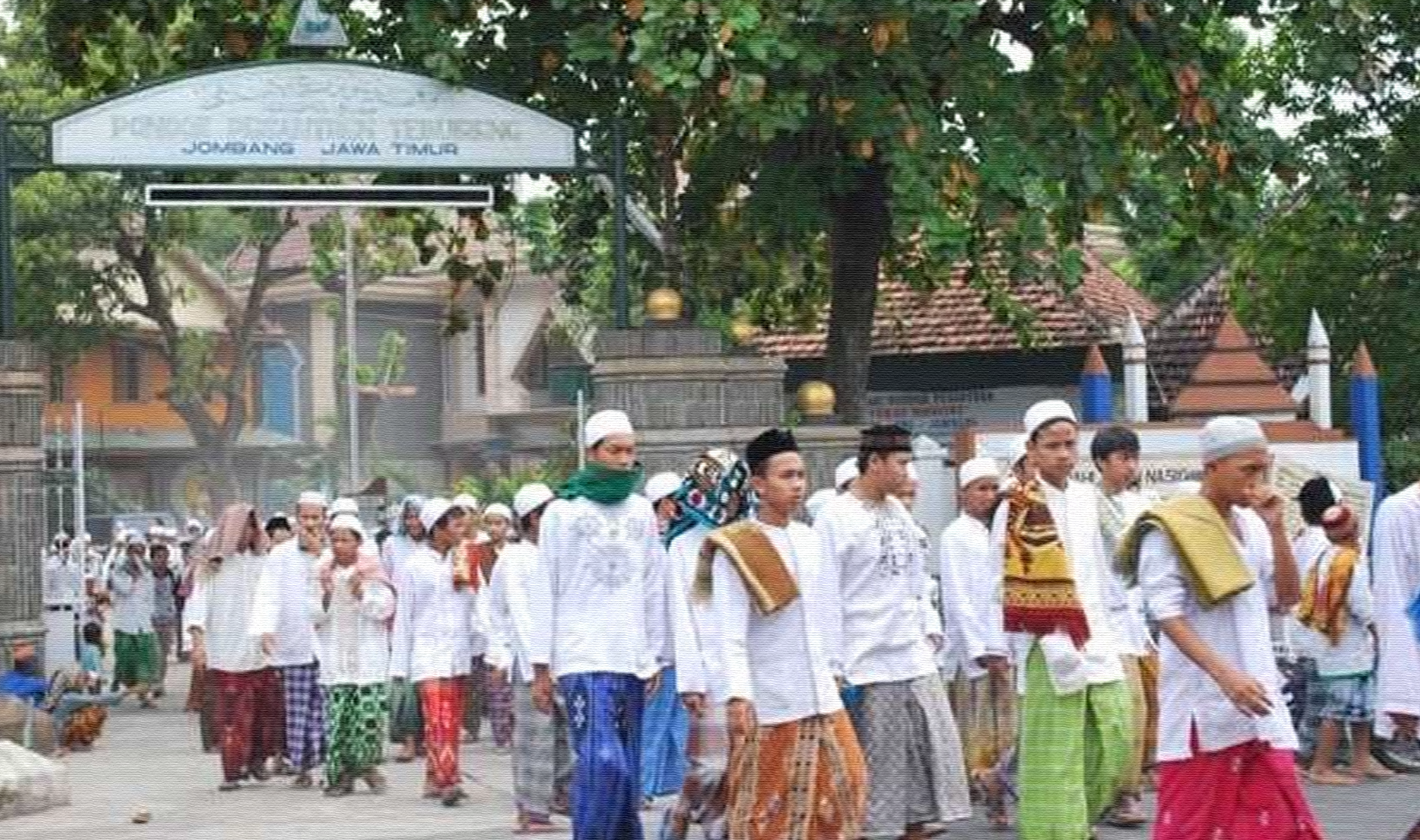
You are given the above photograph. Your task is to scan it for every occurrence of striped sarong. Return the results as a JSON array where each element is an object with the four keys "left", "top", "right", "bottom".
[
  {"left": 856, "top": 673, "right": 972, "bottom": 837},
  {"left": 1017, "top": 644, "right": 1132, "bottom": 840},
  {"left": 512, "top": 678, "right": 574, "bottom": 818},
  {"left": 726, "top": 709, "right": 866, "bottom": 840}
]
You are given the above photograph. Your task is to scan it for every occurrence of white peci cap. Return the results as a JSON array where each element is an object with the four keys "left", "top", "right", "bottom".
[
  {"left": 512, "top": 483, "right": 556, "bottom": 519},
  {"left": 643, "top": 472, "right": 683, "bottom": 504},
  {"left": 1023, "top": 399, "right": 1078, "bottom": 438},
  {"left": 834, "top": 457, "right": 859, "bottom": 491},
  {"left": 483, "top": 503, "right": 513, "bottom": 522},
  {"left": 329, "top": 497, "right": 359, "bottom": 517},
  {"left": 1199, "top": 416, "right": 1268, "bottom": 464},
  {"left": 327, "top": 513, "right": 366, "bottom": 542},
  {"left": 958, "top": 456, "right": 1002, "bottom": 489},
  {"left": 419, "top": 497, "right": 454, "bottom": 532},
  {"left": 584, "top": 409, "right": 635, "bottom": 448},
  {"left": 451, "top": 494, "right": 481, "bottom": 514}
]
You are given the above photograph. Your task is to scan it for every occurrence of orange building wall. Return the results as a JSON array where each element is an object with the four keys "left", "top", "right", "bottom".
[{"left": 43, "top": 338, "right": 256, "bottom": 430}]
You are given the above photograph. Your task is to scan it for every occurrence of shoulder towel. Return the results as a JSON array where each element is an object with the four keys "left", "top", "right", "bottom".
[{"left": 694, "top": 520, "right": 800, "bottom": 616}]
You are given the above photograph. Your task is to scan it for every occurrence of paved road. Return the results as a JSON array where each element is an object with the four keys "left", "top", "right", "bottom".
[{"left": 7, "top": 666, "right": 1420, "bottom": 839}]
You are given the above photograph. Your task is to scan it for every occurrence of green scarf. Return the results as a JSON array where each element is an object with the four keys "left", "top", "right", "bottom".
[{"left": 559, "top": 461, "right": 645, "bottom": 505}]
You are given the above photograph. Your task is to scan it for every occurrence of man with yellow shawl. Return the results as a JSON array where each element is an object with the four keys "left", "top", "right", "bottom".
[{"left": 990, "top": 400, "right": 1132, "bottom": 840}]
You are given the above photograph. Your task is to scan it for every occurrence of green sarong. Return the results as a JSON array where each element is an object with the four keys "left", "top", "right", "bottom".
[
  {"left": 325, "top": 683, "right": 389, "bottom": 788},
  {"left": 112, "top": 631, "right": 159, "bottom": 688},
  {"left": 1017, "top": 644, "right": 1132, "bottom": 840},
  {"left": 388, "top": 677, "right": 423, "bottom": 742}
]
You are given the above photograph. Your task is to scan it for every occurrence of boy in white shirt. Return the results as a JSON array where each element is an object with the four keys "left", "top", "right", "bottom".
[{"left": 1134, "top": 416, "right": 1324, "bottom": 840}]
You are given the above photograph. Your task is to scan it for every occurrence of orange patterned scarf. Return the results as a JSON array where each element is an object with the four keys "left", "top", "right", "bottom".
[
  {"left": 1296, "top": 546, "right": 1359, "bottom": 647},
  {"left": 1003, "top": 478, "right": 1091, "bottom": 649}
]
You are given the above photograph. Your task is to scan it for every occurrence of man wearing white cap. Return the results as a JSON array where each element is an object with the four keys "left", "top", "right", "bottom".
[
  {"left": 939, "top": 455, "right": 1015, "bottom": 830},
  {"left": 644, "top": 471, "right": 683, "bottom": 535},
  {"left": 529, "top": 408, "right": 669, "bottom": 840},
  {"left": 250, "top": 490, "right": 329, "bottom": 788},
  {"left": 486, "top": 483, "right": 573, "bottom": 833},
  {"left": 447, "top": 492, "right": 494, "bottom": 747},
  {"left": 835, "top": 456, "right": 859, "bottom": 493},
  {"left": 993, "top": 400, "right": 1130, "bottom": 840},
  {"left": 1127, "top": 416, "right": 1322, "bottom": 840},
  {"left": 389, "top": 497, "right": 479, "bottom": 806},
  {"left": 817, "top": 424, "right": 971, "bottom": 840}
]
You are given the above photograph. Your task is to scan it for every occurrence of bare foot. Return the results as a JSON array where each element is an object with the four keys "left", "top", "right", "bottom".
[
  {"left": 1354, "top": 760, "right": 1397, "bottom": 780},
  {"left": 1305, "top": 767, "right": 1358, "bottom": 785}
]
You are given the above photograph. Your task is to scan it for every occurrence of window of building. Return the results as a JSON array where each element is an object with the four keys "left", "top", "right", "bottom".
[
  {"left": 112, "top": 343, "right": 144, "bottom": 403},
  {"left": 47, "top": 363, "right": 66, "bottom": 404}
]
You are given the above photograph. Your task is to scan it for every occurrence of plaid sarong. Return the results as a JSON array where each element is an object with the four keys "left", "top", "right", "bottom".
[
  {"left": 512, "top": 678, "right": 574, "bottom": 817},
  {"left": 857, "top": 674, "right": 972, "bottom": 837},
  {"left": 1017, "top": 644, "right": 1132, "bottom": 840},
  {"left": 279, "top": 662, "right": 326, "bottom": 771}
]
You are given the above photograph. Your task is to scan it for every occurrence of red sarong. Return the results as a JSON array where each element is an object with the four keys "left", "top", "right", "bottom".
[
  {"left": 419, "top": 676, "right": 467, "bottom": 791},
  {"left": 213, "top": 668, "right": 282, "bottom": 783},
  {"left": 1156, "top": 728, "right": 1325, "bottom": 840}
]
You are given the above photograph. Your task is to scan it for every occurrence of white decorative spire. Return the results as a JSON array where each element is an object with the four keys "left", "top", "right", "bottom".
[
  {"left": 1123, "top": 310, "right": 1149, "bottom": 423},
  {"left": 1307, "top": 309, "right": 1332, "bottom": 428}
]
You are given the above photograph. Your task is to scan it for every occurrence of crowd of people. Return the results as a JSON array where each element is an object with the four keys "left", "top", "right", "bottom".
[{"left": 13, "top": 398, "right": 1420, "bottom": 840}]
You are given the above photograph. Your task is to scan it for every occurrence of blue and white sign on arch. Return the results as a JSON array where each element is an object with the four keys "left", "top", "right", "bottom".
[{"left": 49, "top": 61, "right": 579, "bottom": 171}]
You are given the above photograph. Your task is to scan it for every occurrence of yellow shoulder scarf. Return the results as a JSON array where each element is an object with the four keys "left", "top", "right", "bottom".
[
  {"left": 1003, "top": 478, "right": 1091, "bottom": 648},
  {"left": 1296, "top": 546, "right": 1358, "bottom": 647},
  {"left": 1116, "top": 495, "right": 1255, "bottom": 608},
  {"left": 693, "top": 520, "right": 801, "bottom": 615}
]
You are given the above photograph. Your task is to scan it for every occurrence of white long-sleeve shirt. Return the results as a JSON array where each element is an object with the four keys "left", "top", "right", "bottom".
[
  {"left": 528, "top": 495, "right": 668, "bottom": 680},
  {"left": 990, "top": 480, "right": 1125, "bottom": 694},
  {"left": 1139, "top": 505, "right": 1297, "bottom": 760},
  {"left": 388, "top": 545, "right": 475, "bottom": 682},
  {"left": 109, "top": 563, "right": 156, "bottom": 635},
  {"left": 816, "top": 492, "right": 937, "bottom": 686},
  {"left": 715, "top": 517, "right": 844, "bottom": 726},
  {"left": 249, "top": 539, "right": 321, "bottom": 668},
  {"left": 669, "top": 524, "right": 728, "bottom": 701},
  {"left": 185, "top": 553, "right": 267, "bottom": 674},
  {"left": 309, "top": 561, "right": 394, "bottom": 686},
  {"left": 381, "top": 534, "right": 422, "bottom": 582},
  {"left": 485, "top": 541, "right": 541, "bottom": 684},
  {"left": 1373, "top": 484, "right": 1420, "bottom": 739},
  {"left": 1097, "top": 487, "right": 1156, "bottom": 658},
  {"left": 939, "top": 513, "right": 1005, "bottom": 680}
]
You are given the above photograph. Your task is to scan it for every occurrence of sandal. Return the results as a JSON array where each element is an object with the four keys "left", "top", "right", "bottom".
[{"left": 1305, "top": 768, "right": 1358, "bottom": 786}]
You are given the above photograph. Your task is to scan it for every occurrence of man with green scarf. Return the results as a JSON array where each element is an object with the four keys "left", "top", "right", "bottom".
[{"left": 529, "top": 408, "right": 669, "bottom": 840}]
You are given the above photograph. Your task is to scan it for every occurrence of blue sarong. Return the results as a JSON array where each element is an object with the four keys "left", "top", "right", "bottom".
[
  {"left": 560, "top": 672, "right": 646, "bottom": 840},
  {"left": 1408, "top": 589, "right": 1420, "bottom": 645},
  {"left": 640, "top": 665, "right": 688, "bottom": 798}
]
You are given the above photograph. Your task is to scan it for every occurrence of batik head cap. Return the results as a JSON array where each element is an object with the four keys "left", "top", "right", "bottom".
[
  {"left": 834, "top": 457, "right": 859, "bottom": 490},
  {"left": 1199, "top": 416, "right": 1268, "bottom": 464},
  {"left": 860, "top": 423, "right": 914, "bottom": 453},
  {"left": 643, "top": 472, "right": 683, "bottom": 504},
  {"left": 958, "top": 456, "right": 1001, "bottom": 489},
  {"left": 805, "top": 488, "right": 836, "bottom": 523},
  {"left": 419, "top": 497, "right": 454, "bottom": 532},
  {"left": 328, "top": 513, "right": 366, "bottom": 542},
  {"left": 1024, "top": 399, "right": 1078, "bottom": 438},
  {"left": 512, "top": 483, "right": 555, "bottom": 519},
  {"left": 297, "top": 490, "right": 328, "bottom": 509},
  {"left": 584, "top": 409, "right": 635, "bottom": 448},
  {"left": 482, "top": 503, "right": 514, "bottom": 523},
  {"left": 329, "top": 497, "right": 359, "bottom": 517},
  {"left": 745, "top": 428, "right": 798, "bottom": 473},
  {"left": 450, "top": 494, "right": 480, "bottom": 514}
]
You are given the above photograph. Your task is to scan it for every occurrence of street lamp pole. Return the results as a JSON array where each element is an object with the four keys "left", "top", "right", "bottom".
[{"left": 344, "top": 207, "right": 360, "bottom": 491}]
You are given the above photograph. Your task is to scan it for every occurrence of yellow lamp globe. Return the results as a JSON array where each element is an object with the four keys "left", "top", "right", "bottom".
[{"left": 645, "top": 287, "right": 683, "bottom": 321}]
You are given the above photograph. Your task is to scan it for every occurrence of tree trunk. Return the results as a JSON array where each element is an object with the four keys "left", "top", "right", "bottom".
[
  {"left": 198, "top": 436, "right": 242, "bottom": 514},
  {"left": 825, "top": 162, "right": 891, "bottom": 424}
]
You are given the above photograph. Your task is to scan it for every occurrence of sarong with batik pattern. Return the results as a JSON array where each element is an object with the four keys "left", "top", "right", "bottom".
[
  {"left": 419, "top": 676, "right": 467, "bottom": 791},
  {"left": 1155, "top": 727, "right": 1324, "bottom": 840},
  {"left": 947, "top": 667, "right": 1018, "bottom": 784},
  {"left": 856, "top": 673, "right": 972, "bottom": 837},
  {"left": 279, "top": 662, "right": 326, "bottom": 772},
  {"left": 512, "top": 678, "right": 574, "bottom": 818},
  {"left": 1017, "top": 645, "right": 1132, "bottom": 840},
  {"left": 465, "top": 657, "right": 487, "bottom": 742},
  {"left": 642, "top": 665, "right": 690, "bottom": 798},
  {"left": 324, "top": 683, "right": 388, "bottom": 788},
  {"left": 485, "top": 658, "right": 515, "bottom": 749},
  {"left": 561, "top": 672, "right": 646, "bottom": 840},
  {"left": 667, "top": 701, "right": 732, "bottom": 839},
  {"left": 212, "top": 668, "right": 282, "bottom": 783},
  {"left": 726, "top": 709, "right": 866, "bottom": 840}
]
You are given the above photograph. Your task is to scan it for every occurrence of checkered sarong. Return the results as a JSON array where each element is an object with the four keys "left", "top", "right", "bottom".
[
  {"left": 1017, "top": 644, "right": 1132, "bottom": 840},
  {"left": 279, "top": 662, "right": 326, "bottom": 771},
  {"left": 512, "top": 679, "right": 574, "bottom": 817}
]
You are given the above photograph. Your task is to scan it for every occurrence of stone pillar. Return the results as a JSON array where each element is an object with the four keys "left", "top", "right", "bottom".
[
  {"left": 591, "top": 325, "right": 859, "bottom": 491},
  {"left": 0, "top": 341, "right": 46, "bottom": 670}
]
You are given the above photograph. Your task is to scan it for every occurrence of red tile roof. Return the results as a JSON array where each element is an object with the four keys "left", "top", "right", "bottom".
[{"left": 754, "top": 249, "right": 1159, "bottom": 360}]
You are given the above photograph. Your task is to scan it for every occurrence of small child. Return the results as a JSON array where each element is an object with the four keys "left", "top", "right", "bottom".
[{"left": 1297, "top": 504, "right": 1395, "bottom": 784}]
